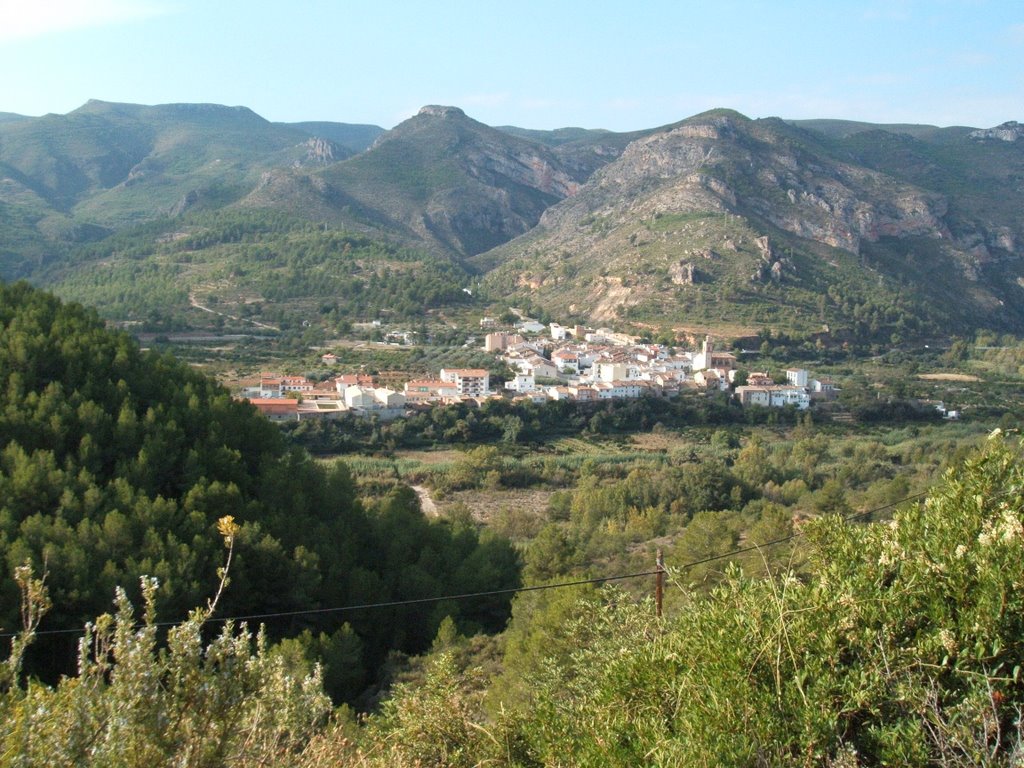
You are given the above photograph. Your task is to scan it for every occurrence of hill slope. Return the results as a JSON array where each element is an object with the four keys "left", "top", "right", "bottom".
[
  {"left": 0, "top": 280, "right": 516, "bottom": 697},
  {"left": 477, "top": 110, "right": 1024, "bottom": 338},
  {"left": 301, "top": 106, "right": 588, "bottom": 256},
  {"left": 0, "top": 101, "right": 375, "bottom": 277}
]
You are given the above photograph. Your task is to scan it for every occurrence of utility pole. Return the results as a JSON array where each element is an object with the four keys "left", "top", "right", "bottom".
[{"left": 655, "top": 549, "right": 665, "bottom": 618}]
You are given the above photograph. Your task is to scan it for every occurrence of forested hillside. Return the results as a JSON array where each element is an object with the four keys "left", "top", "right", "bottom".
[
  {"left": 0, "top": 281, "right": 517, "bottom": 699},
  {"left": 37, "top": 209, "right": 474, "bottom": 334},
  {"left": 2, "top": 426, "right": 1022, "bottom": 765}
]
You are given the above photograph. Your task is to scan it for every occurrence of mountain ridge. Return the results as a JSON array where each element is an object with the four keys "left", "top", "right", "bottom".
[
  {"left": 1, "top": 99, "right": 1021, "bottom": 338},
  {"left": 477, "top": 109, "right": 1024, "bottom": 336}
]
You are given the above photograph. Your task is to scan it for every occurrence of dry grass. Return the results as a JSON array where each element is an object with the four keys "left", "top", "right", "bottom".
[
  {"left": 918, "top": 373, "right": 981, "bottom": 382},
  {"left": 393, "top": 448, "right": 463, "bottom": 465},
  {"left": 438, "top": 487, "right": 554, "bottom": 523}
]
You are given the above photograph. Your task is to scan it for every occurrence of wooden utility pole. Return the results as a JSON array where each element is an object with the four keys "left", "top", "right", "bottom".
[{"left": 655, "top": 549, "right": 665, "bottom": 618}]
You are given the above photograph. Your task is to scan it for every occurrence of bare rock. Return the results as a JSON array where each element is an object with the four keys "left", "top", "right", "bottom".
[
  {"left": 969, "top": 121, "right": 1023, "bottom": 142},
  {"left": 303, "top": 137, "right": 339, "bottom": 164},
  {"left": 670, "top": 261, "right": 697, "bottom": 285}
]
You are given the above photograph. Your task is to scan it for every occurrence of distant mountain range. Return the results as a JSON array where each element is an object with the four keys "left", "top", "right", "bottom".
[{"left": 1, "top": 100, "right": 1021, "bottom": 339}]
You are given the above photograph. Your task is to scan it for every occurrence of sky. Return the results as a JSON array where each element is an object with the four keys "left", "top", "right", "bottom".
[{"left": 1, "top": 0, "right": 1021, "bottom": 131}]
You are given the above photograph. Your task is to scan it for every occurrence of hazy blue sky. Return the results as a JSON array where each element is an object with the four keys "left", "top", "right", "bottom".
[{"left": 2, "top": 0, "right": 1021, "bottom": 130}]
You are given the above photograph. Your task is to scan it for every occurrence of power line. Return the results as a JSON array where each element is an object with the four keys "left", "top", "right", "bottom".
[{"left": 0, "top": 491, "right": 929, "bottom": 641}]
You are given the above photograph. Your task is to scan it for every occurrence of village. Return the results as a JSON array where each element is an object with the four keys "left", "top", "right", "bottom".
[{"left": 242, "top": 316, "right": 839, "bottom": 422}]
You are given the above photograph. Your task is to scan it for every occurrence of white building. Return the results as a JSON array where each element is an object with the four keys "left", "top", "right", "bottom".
[
  {"left": 518, "top": 320, "right": 546, "bottom": 334},
  {"left": 692, "top": 336, "right": 736, "bottom": 372},
  {"left": 552, "top": 349, "right": 580, "bottom": 373},
  {"left": 504, "top": 374, "right": 536, "bottom": 393},
  {"left": 343, "top": 385, "right": 376, "bottom": 410},
  {"left": 440, "top": 368, "right": 490, "bottom": 397},
  {"left": 511, "top": 356, "right": 559, "bottom": 380},
  {"left": 374, "top": 388, "right": 406, "bottom": 409},
  {"left": 595, "top": 362, "right": 631, "bottom": 383},
  {"left": 735, "top": 385, "right": 810, "bottom": 410},
  {"left": 786, "top": 368, "right": 809, "bottom": 387}
]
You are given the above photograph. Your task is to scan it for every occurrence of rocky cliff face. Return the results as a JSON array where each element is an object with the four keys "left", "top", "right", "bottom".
[
  {"left": 526, "top": 112, "right": 958, "bottom": 267},
  {"left": 302, "top": 137, "right": 342, "bottom": 164},
  {"left": 479, "top": 110, "right": 1024, "bottom": 333}
]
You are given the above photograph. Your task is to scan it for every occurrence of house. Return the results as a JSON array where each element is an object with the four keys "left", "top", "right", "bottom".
[
  {"left": 296, "top": 400, "right": 346, "bottom": 421},
  {"left": 652, "top": 372, "right": 685, "bottom": 394},
  {"left": 595, "top": 361, "right": 641, "bottom": 383},
  {"left": 343, "top": 385, "right": 376, "bottom": 410},
  {"left": 552, "top": 349, "right": 580, "bottom": 374},
  {"left": 735, "top": 385, "right": 810, "bottom": 410},
  {"left": 747, "top": 371, "right": 774, "bottom": 387},
  {"left": 809, "top": 377, "right": 839, "bottom": 401},
  {"left": 545, "top": 386, "right": 574, "bottom": 401},
  {"left": 595, "top": 362, "right": 629, "bottom": 383},
  {"left": 248, "top": 398, "right": 299, "bottom": 422},
  {"left": 505, "top": 374, "right": 536, "bottom": 393},
  {"left": 281, "top": 375, "right": 313, "bottom": 393},
  {"left": 694, "top": 369, "right": 729, "bottom": 391},
  {"left": 549, "top": 323, "right": 568, "bottom": 341},
  {"left": 341, "top": 386, "right": 406, "bottom": 419},
  {"left": 512, "top": 356, "right": 559, "bottom": 380},
  {"left": 568, "top": 385, "right": 600, "bottom": 401},
  {"left": 404, "top": 379, "right": 459, "bottom": 403},
  {"left": 308, "top": 381, "right": 342, "bottom": 400},
  {"left": 258, "top": 373, "right": 314, "bottom": 398},
  {"left": 373, "top": 388, "right": 406, "bottom": 410},
  {"left": 320, "top": 352, "right": 339, "bottom": 365},
  {"left": 485, "top": 332, "right": 526, "bottom": 353},
  {"left": 517, "top": 320, "right": 546, "bottom": 334},
  {"left": 440, "top": 368, "right": 490, "bottom": 396},
  {"left": 594, "top": 381, "right": 643, "bottom": 399},
  {"left": 661, "top": 352, "right": 693, "bottom": 373},
  {"left": 512, "top": 392, "right": 549, "bottom": 405},
  {"left": 734, "top": 386, "right": 771, "bottom": 407},
  {"left": 485, "top": 332, "right": 507, "bottom": 353},
  {"left": 334, "top": 373, "right": 376, "bottom": 393}
]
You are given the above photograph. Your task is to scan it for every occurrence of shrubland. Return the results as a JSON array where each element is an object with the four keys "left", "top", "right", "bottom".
[{"left": 2, "top": 431, "right": 1023, "bottom": 765}]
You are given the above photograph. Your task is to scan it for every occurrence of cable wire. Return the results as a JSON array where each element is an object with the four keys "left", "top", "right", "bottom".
[{"left": 0, "top": 491, "right": 930, "bottom": 640}]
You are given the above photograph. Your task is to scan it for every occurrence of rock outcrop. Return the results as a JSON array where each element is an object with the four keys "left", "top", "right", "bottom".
[{"left": 969, "top": 121, "right": 1023, "bottom": 142}]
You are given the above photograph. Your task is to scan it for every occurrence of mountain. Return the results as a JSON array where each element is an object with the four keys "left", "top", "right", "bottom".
[
  {"left": 786, "top": 118, "right": 964, "bottom": 141},
  {"left": 0, "top": 101, "right": 377, "bottom": 277},
  {"left": 476, "top": 110, "right": 1024, "bottom": 338},
  {"left": 293, "top": 105, "right": 593, "bottom": 256},
  {"left": 243, "top": 107, "right": 651, "bottom": 258},
  {"left": 2, "top": 100, "right": 1022, "bottom": 340}
]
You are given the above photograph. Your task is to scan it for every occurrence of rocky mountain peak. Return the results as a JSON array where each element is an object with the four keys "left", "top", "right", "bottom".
[
  {"left": 418, "top": 105, "right": 467, "bottom": 119},
  {"left": 970, "top": 121, "right": 1023, "bottom": 142}
]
